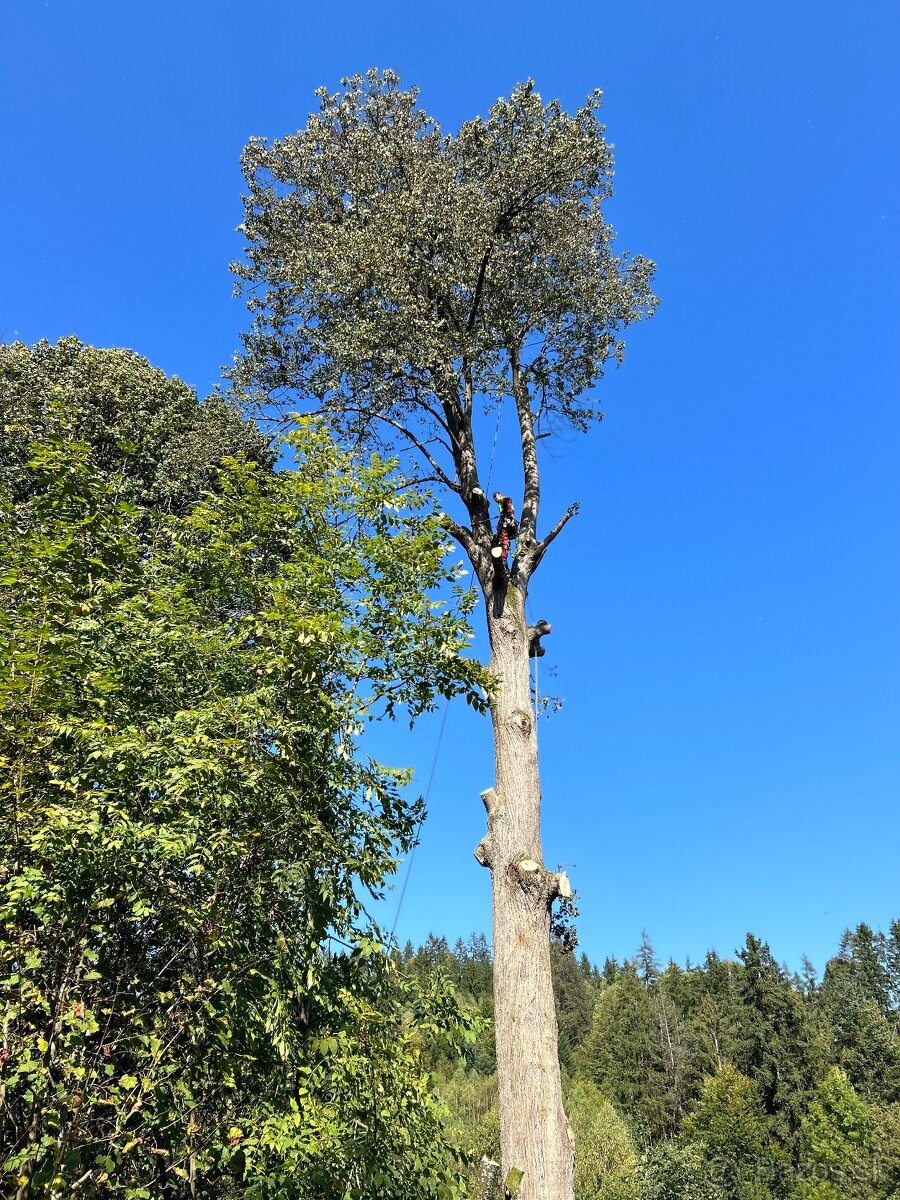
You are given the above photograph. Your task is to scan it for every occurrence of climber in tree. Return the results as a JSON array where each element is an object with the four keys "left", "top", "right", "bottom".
[{"left": 491, "top": 492, "right": 519, "bottom": 570}]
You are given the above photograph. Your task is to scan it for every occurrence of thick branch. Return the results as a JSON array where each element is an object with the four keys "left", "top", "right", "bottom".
[
  {"left": 547, "top": 870, "right": 572, "bottom": 902},
  {"left": 474, "top": 837, "right": 493, "bottom": 869},
  {"left": 438, "top": 388, "right": 491, "bottom": 537},
  {"left": 403, "top": 475, "right": 458, "bottom": 490},
  {"left": 527, "top": 620, "right": 551, "bottom": 659},
  {"left": 445, "top": 520, "right": 476, "bottom": 561},
  {"left": 480, "top": 787, "right": 497, "bottom": 815},
  {"left": 374, "top": 414, "right": 460, "bottom": 493},
  {"left": 463, "top": 358, "right": 474, "bottom": 419},
  {"left": 412, "top": 396, "right": 454, "bottom": 438},
  {"left": 510, "top": 344, "right": 540, "bottom": 546},
  {"left": 467, "top": 240, "right": 496, "bottom": 332},
  {"left": 532, "top": 502, "right": 580, "bottom": 572}
]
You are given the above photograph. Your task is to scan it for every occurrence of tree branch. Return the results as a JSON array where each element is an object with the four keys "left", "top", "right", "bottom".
[
  {"left": 467, "top": 241, "right": 496, "bottom": 333},
  {"left": 510, "top": 343, "right": 540, "bottom": 545},
  {"left": 413, "top": 396, "right": 453, "bottom": 437},
  {"left": 531, "top": 502, "right": 580, "bottom": 572},
  {"left": 445, "top": 520, "right": 476, "bottom": 559},
  {"left": 372, "top": 414, "right": 460, "bottom": 493},
  {"left": 401, "top": 475, "right": 459, "bottom": 491},
  {"left": 463, "top": 357, "right": 474, "bottom": 419}
]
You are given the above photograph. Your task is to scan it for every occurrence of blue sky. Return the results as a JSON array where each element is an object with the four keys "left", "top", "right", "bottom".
[{"left": 3, "top": 0, "right": 898, "bottom": 975}]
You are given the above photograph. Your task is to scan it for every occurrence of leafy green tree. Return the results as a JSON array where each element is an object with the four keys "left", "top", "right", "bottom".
[
  {"left": 793, "top": 1068, "right": 875, "bottom": 1200},
  {"left": 818, "top": 958, "right": 900, "bottom": 1104},
  {"left": 456, "top": 934, "right": 493, "bottom": 1003},
  {"left": 564, "top": 1080, "right": 640, "bottom": 1200},
  {"left": 800, "top": 1067, "right": 873, "bottom": 1166},
  {"left": 552, "top": 940, "right": 597, "bottom": 1070},
  {"left": 0, "top": 408, "right": 483, "bottom": 1198},
  {"left": 0, "top": 337, "right": 271, "bottom": 513},
  {"left": 233, "top": 68, "right": 656, "bottom": 1200},
  {"left": 436, "top": 1065, "right": 501, "bottom": 1190},
  {"left": 634, "top": 933, "right": 660, "bottom": 986},
  {"left": 681, "top": 1064, "right": 779, "bottom": 1199},
  {"left": 836, "top": 925, "right": 892, "bottom": 1017},
  {"left": 869, "top": 1102, "right": 900, "bottom": 1198},
  {"left": 886, "top": 920, "right": 900, "bottom": 1011},
  {"left": 639, "top": 1143, "right": 718, "bottom": 1200},
  {"left": 687, "top": 991, "right": 742, "bottom": 1094},
  {"left": 579, "top": 965, "right": 671, "bottom": 1141}
]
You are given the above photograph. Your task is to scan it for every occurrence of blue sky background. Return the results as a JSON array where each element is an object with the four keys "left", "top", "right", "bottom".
[{"left": 3, "top": 0, "right": 898, "bottom": 975}]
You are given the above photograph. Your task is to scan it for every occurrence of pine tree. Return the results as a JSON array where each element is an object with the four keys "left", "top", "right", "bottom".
[
  {"left": 819, "top": 958, "right": 900, "bottom": 1104},
  {"left": 732, "top": 935, "right": 825, "bottom": 1149},
  {"left": 581, "top": 965, "right": 671, "bottom": 1141}
]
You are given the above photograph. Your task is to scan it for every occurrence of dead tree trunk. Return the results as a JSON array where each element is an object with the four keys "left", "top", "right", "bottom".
[{"left": 473, "top": 564, "right": 574, "bottom": 1200}]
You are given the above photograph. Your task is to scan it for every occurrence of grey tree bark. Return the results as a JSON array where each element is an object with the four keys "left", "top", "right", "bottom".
[
  {"left": 440, "top": 358, "right": 580, "bottom": 1200},
  {"left": 464, "top": 532, "right": 575, "bottom": 1200},
  {"left": 478, "top": 588, "right": 573, "bottom": 1198}
]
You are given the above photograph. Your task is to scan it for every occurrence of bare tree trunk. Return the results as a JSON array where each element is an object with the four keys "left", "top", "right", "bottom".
[{"left": 474, "top": 572, "right": 574, "bottom": 1200}]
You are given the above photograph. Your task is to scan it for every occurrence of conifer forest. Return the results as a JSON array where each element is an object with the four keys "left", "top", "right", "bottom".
[{"left": 1, "top": 28, "right": 897, "bottom": 1200}]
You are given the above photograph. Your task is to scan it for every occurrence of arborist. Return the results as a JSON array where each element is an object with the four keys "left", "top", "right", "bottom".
[{"left": 491, "top": 491, "right": 519, "bottom": 571}]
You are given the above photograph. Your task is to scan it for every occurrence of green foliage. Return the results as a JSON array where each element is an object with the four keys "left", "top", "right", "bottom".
[
  {"left": 682, "top": 1064, "right": 768, "bottom": 1162},
  {"left": 551, "top": 942, "right": 598, "bottom": 1071},
  {"left": 639, "top": 1143, "right": 720, "bottom": 1200},
  {"left": 240, "top": 965, "right": 478, "bottom": 1200},
  {"left": 436, "top": 1066, "right": 500, "bottom": 1184},
  {"left": 234, "top": 69, "right": 657, "bottom": 464},
  {"left": 732, "top": 935, "right": 826, "bottom": 1150},
  {"left": 801, "top": 1067, "right": 874, "bottom": 1167},
  {"left": 792, "top": 1068, "right": 875, "bottom": 1200},
  {"left": 819, "top": 958, "right": 900, "bottom": 1105},
  {"left": 565, "top": 1080, "right": 639, "bottom": 1200},
  {"left": 0, "top": 406, "right": 485, "bottom": 1197},
  {"left": 869, "top": 1103, "right": 900, "bottom": 1197},
  {"left": 578, "top": 965, "right": 672, "bottom": 1141},
  {"left": 0, "top": 337, "right": 271, "bottom": 513},
  {"left": 681, "top": 1065, "right": 780, "bottom": 1199},
  {"left": 408, "top": 925, "right": 900, "bottom": 1200}
]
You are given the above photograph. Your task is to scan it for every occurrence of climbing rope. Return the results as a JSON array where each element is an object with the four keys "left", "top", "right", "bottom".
[
  {"left": 389, "top": 401, "right": 505, "bottom": 939},
  {"left": 389, "top": 700, "right": 450, "bottom": 939}
]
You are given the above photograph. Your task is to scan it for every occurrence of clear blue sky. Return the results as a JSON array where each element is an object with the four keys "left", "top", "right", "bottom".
[{"left": 3, "top": 0, "right": 898, "bottom": 976}]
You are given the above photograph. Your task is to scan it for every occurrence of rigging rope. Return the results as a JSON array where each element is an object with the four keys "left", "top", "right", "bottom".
[{"left": 389, "top": 401, "right": 504, "bottom": 940}]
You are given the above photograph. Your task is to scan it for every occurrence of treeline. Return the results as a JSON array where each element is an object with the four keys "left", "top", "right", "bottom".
[{"left": 401, "top": 924, "right": 900, "bottom": 1199}]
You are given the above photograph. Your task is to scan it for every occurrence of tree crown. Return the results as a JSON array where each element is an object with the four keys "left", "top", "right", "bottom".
[{"left": 234, "top": 70, "right": 657, "bottom": 570}]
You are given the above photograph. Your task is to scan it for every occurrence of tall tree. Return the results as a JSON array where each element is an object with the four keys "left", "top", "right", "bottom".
[
  {"left": 579, "top": 965, "right": 671, "bottom": 1142},
  {"left": 796, "top": 1068, "right": 876, "bottom": 1200},
  {"left": 732, "top": 935, "right": 825, "bottom": 1150},
  {"left": 234, "top": 69, "right": 657, "bottom": 1199},
  {"left": 819, "top": 958, "right": 900, "bottom": 1104},
  {"left": 680, "top": 1064, "right": 776, "bottom": 1200}
]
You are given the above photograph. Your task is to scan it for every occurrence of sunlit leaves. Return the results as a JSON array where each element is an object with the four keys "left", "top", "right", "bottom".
[
  {"left": 233, "top": 69, "right": 657, "bottom": 469},
  {"left": 0, "top": 399, "right": 483, "bottom": 1197}
]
